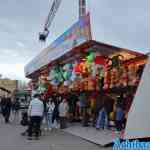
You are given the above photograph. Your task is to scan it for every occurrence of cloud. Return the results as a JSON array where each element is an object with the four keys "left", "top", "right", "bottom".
[
  {"left": 0, "top": 48, "right": 34, "bottom": 65},
  {"left": 0, "top": 63, "right": 27, "bottom": 80},
  {"left": 90, "top": 0, "right": 150, "bottom": 52},
  {"left": 16, "top": 41, "right": 25, "bottom": 48},
  {"left": 0, "top": 0, "right": 150, "bottom": 80},
  {"left": 1, "top": 48, "right": 19, "bottom": 57}
]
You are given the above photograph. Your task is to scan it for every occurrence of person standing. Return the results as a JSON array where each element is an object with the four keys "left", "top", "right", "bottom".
[
  {"left": 79, "top": 92, "right": 89, "bottom": 127},
  {"left": 58, "top": 98, "right": 69, "bottom": 129},
  {"left": 12, "top": 98, "right": 20, "bottom": 123},
  {"left": 27, "top": 94, "right": 44, "bottom": 140},
  {"left": 46, "top": 99, "right": 55, "bottom": 131},
  {"left": 1, "top": 94, "right": 12, "bottom": 123},
  {"left": 96, "top": 106, "right": 108, "bottom": 130},
  {"left": 52, "top": 93, "right": 60, "bottom": 128},
  {"left": 115, "top": 106, "right": 124, "bottom": 132}
]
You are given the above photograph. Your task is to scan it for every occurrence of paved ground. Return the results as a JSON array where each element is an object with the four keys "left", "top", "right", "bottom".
[
  {"left": 64, "top": 123, "right": 121, "bottom": 146},
  {"left": 0, "top": 123, "right": 113, "bottom": 150},
  {"left": 0, "top": 115, "right": 112, "bottom": 150}
]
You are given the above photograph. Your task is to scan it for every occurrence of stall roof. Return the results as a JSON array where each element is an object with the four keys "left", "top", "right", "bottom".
[
  {"left": 26, "top": 40, "right": 146, "bottom": 79},
  {"left": 24, "top": 13, "right": 146, "bottom": 78}
]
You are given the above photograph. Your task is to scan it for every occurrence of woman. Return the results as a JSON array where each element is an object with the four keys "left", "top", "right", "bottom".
[
  {"left": 46, "top": 99, "right": 55, "bottom": 131},
  {"left": 59, "top": 98, "right": 69, "bottom": 129}
]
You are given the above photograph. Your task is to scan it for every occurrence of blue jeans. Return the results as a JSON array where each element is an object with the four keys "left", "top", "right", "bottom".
[
  {"left": 47, "top": 113, "right": 53, "bottom": 129},
  {"left": 96, "top": 111, "right": 107, "bottom": 129}
]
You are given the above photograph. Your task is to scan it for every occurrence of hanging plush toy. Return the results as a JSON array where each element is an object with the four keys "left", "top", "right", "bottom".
[
  {"left": 74, "top": 62, "right": 82, "bottom": 74},
  {"left": 120, "top": 66, "right": 128, "bottom": 87},
  {"left": 87, "top": 77, "right": 96, "bottom": 91},
  {"left": 86, "top": 52, "right": 95, "bottom": 63},
  {"left": 49, "top": 66, "right": 64, "bottom": 84},
  {"left": 48, "top": 69, "right": 56, "bottom": 81},
  {"left": 108, "top": 55, "right": 124, "bottom": 70},
  {"left": 37, "top": 84, "right": 47, "bottom": 93},
  {"left": 103, "top": 70, "right": 111, "bottom": 90},
  {"left": 110, "top": 68, "right": 118, "bottom": 88},
  {"left": 70, "top": 70, "right": 77, "bottom": 81},
  {"left": 128, "top": 65, "right": 137, "bottom": 86},
  {"left": 62, "top": 63, "right": 73, "bottom": 81},
  {"left": 94, "top": 55, "right": 106, "bottom": 66},
  {"left": 97, "top": 65, "right": 105, "bottom": 78},
  {"left": 91, "top": 63, "right": 103, "bottom": 77}
]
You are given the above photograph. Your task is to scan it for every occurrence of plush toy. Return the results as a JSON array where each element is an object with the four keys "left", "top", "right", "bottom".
[
  {"left": 104, "top": 71, "right": 111, "bottom": 90},
  {"left": 108, "top": 55, "right": 124, "bottom": 69},
  {"left": 94, "top": 55, "right": 106, "bottom": 66},
  {"left": 86, "top": 52, "right": 95, "bottom": 63}
]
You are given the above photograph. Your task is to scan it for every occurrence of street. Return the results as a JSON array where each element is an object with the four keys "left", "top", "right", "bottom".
[{"left": 0, "top": 118, "right": 112, "bottom": 150}]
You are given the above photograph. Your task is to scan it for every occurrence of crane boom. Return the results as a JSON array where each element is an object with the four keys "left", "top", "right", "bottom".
[
  {"left": 39, "top": 0, "right": 86, "bottom": 42},
  {"left": 44, "top": 0, "right": 62, "bottom": 29},
  {"left": 39, "top": 0, "right": 62, "bottom": 41}
]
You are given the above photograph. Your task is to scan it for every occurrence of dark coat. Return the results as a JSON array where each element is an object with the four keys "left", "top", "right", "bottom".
[{"left": 1, "top": 97, "right": 12, "bottom": 116}]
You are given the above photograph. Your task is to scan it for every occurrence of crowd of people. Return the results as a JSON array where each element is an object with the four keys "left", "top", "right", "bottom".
[
  {"left": 20, "top": 93, "right": 69, "bottom": 140},
  {"left": 0, "top": 91, "right": 127, "bottom": 140}
]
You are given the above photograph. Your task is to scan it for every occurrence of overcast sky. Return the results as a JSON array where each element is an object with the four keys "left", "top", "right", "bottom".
[{"left": 0, "top": 0, "right": 150, "bottom": 80}]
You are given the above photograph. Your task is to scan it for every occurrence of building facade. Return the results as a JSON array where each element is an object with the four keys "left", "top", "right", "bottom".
[{"left": 0, "top": 79, "right": 18, "bottom": 96}]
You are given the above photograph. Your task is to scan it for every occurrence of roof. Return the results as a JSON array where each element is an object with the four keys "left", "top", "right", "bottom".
[{"left": 26, "top": 40, "right": 146, "bottom": 79}]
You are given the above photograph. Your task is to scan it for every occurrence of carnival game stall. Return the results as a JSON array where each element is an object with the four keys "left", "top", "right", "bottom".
[
  {"left": 25, "top": 39, "right": 148, "bottom": 130},
  {"left": 25, "top": 14, "right": 148, "bottom": 134}
]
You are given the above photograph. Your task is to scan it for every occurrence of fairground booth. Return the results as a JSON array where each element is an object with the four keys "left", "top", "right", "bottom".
[{"left": 25, "top": 14, "right": 148, "bottom": 141}]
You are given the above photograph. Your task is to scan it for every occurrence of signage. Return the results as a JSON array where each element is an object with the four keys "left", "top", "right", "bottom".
[{"left": 25, "top": 14, "right": 92, "bottom": 76}]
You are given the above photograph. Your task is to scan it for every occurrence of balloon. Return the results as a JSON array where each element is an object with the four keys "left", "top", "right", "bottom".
[{"left": 91, "top": 63, "right": 97, "bottom": 77}]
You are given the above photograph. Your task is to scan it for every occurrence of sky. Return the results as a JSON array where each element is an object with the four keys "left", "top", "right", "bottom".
[{"left": 0, "top": 0, "right": 150, "bottom": 80}]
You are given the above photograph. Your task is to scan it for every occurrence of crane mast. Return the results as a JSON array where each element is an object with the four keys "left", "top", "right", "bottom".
[
  {"left": 79, "top": 0, "right": 86, "bottom": 18},
  {"left": 39, "top": 0, "right": 86, "bottom": 42}
]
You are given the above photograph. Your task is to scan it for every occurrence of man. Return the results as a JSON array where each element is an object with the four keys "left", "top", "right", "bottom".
[
  {"left": 27, "top": 94, "right": 44, "bottom": 140},
  {"left": 1, "top": 94, "right": 12, "bottom": 123},
  {"left": 12, "top": 98, "right": 20, "bottom": 123},
  {"left": 79, "top": 91, "right": 89, "bottom": 127},
  {"left": 68, "top": 90, "right": 78, "bottom": 122},
  {"left": 115, "top": 106, "right": 124, "bottom": 132}
]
